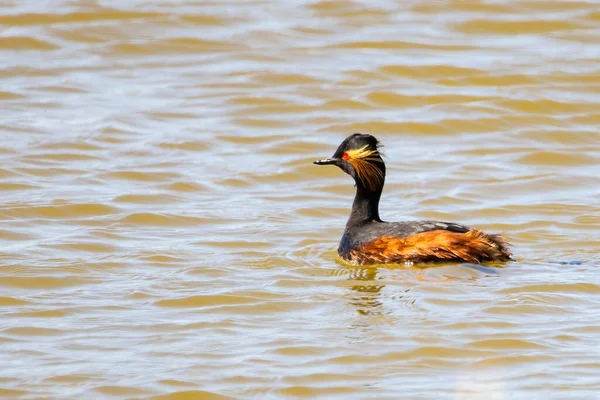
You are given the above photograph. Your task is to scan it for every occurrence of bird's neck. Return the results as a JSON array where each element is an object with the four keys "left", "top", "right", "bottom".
[{"left": 347, "top": 185, "right": 383, "bottom": 226}]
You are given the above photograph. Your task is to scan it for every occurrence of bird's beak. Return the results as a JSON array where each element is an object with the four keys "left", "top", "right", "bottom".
[{"left": 313, "top": 158, "right": 340, "bottom": 165}]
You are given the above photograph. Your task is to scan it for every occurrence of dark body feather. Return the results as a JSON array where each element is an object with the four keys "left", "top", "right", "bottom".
[
  {"left": 315, "top": 133, "right": 512, "bottom": 266},
  {"left": 340, "top": 220, "right": 511, "bottom": 265}
]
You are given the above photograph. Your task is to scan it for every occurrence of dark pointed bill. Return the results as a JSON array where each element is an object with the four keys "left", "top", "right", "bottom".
[{"left": 313, "top": 158, "right": 339, "bottom": 165}]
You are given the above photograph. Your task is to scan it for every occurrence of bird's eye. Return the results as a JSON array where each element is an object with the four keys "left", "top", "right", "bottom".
[{"left": 342, "top": 152, "right": 349, "bottom": 160}]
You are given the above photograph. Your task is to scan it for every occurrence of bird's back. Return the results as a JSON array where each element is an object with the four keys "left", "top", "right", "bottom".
[{"left": 339, "top": 220, "right": 511, "bottom": 265}]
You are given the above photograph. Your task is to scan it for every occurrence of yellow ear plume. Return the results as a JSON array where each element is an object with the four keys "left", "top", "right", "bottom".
[{"left": 345, "top": 145, "right": 384, "bottom": 191}]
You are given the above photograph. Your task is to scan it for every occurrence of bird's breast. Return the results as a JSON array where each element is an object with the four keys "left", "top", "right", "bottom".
[{"left": 337, "top": 231, "right": 353, "bottom": 259}]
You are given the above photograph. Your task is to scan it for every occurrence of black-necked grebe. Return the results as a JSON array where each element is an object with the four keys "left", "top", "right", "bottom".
[{"left": 314, "top": 133, "right": 512, "bottom": 265}]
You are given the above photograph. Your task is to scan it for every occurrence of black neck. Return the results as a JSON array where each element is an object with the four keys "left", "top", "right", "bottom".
[{"left": 347, "top": 184, "right": 383, "bottom": 226}]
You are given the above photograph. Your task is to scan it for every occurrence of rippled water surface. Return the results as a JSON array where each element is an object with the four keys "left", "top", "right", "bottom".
[{"left": 2, "top": 1, "right": 600, "bottom": 399}]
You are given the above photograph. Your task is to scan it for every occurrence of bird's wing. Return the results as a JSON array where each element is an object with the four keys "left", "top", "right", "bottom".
[{"left": 376, "top": 220, "right": 471, "bottom": 239}]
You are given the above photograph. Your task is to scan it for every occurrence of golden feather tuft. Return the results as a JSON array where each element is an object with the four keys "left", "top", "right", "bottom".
[{"left": 345, "top": 145, "right": 384, "bottom": 191}]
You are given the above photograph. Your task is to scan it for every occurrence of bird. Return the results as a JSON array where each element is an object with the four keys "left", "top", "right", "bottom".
[{"left": 313, "top": 133, "right": 512, "bottom": 266}]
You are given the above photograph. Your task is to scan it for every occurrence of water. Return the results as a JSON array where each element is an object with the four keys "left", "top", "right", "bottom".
[{"left": 1, "top": 1, "right": 600, "bottom": 399}]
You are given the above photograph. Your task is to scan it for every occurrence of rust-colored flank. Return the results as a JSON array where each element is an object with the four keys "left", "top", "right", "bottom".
[{"left": 351, "top": 229, "right": 511, "bottom": 265}]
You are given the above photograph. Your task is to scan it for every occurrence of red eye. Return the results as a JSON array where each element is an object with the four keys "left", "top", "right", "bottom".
[{"left": 342, "top": 152, "right": 349, "bottom": 160}]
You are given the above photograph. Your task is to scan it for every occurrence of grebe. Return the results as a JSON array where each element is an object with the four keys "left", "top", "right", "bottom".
[{"left": 314, "top": 133, "right": 512, "bottom": 265}]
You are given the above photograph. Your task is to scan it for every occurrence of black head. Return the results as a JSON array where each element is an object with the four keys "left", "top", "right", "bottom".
[{"left": 314, "top": 133, "right": 386, "bottom": 191}]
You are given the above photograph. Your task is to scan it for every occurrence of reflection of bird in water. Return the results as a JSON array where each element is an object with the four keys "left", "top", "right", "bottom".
[
  {"left": 314, "top": 134, "right": 513, "bottom": 266},
  {"left": 347, "top": 268, "right": 383, "bottom": 315},
  {"left": 345, "top": 267, "right": 415, "bottom": 316}
]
